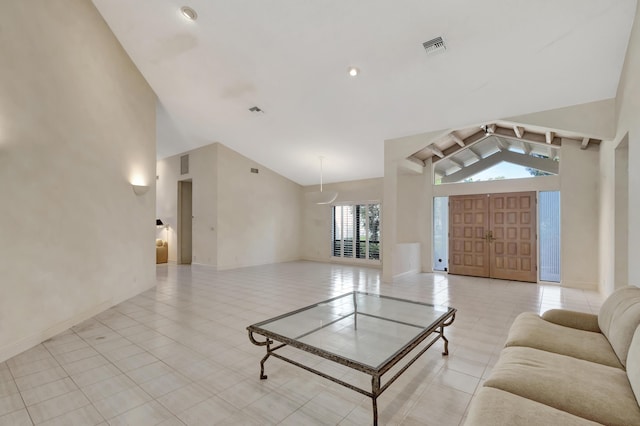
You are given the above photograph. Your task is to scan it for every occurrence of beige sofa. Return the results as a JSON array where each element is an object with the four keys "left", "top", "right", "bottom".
[{"left": 465, "top": 286, "right": 640, "bottom": 426}]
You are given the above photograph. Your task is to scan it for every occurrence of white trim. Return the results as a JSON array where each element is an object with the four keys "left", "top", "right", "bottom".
[
  {"left": 393, "top": 268, "right": 421, "bottom": 279},
  {"left": 330, "top": 256, "right": 382, "bottom": 267}
]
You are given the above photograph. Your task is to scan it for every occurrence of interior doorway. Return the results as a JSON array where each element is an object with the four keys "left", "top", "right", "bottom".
[
  {"left": 177, "top": 180, "right": 193, "bottom": 265},
  {"left": 448, "top": 192, "right": 537, "bottom": 282}
]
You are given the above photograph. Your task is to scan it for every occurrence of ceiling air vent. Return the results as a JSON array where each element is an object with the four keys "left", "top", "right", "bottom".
[{"left": 423, "top": 37, "right": 446, "bottom": 55}]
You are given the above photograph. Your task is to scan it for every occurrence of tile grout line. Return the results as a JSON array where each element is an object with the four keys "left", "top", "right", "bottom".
[
  {"left": 40, "top": 332, "right": 106, "bottom": 426},
  {"left": 4, "top": 357, "right": 35, "bottom": 425}
]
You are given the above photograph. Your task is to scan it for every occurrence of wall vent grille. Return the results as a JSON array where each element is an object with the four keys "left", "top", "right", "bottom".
[
  {"left": 423, "top": 37, "right": 446, "bottom": 55},
  {"left": 180, "top": 154, "right": 189, "bottom": 175}
]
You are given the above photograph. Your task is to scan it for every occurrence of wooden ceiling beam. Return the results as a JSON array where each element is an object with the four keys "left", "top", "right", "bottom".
[
  {"left": 492, "top": 127, "right": 562, "bottom": 147},
  {"left": 514, "top": 126, "right": 525, "bottom": 139},
  {"left": 545, "top": 131, "right": 555, "bottom": 144},
  {"left": 414, "top": 124, "right": 601, "bottom": 165},
  {"left": 451, "top": 133, "right": 466, "bottom": 147},
  {"left": 433, "top": 130, "right": 487, "bottom": 163},
  {"left": 430, "top": 146, "right": 444, "bottom": 158}
]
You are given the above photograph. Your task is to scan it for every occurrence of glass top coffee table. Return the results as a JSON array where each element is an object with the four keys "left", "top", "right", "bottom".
[{"left": 247, "top": 291, "right": 456, "bottom": 425}]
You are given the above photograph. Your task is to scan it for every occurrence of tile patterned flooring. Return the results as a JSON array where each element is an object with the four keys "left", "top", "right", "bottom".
[{"left": 0, "top": 262, "right": 603, "bottom": 425}]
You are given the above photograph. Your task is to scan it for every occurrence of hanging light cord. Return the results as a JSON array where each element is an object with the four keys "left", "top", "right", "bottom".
[{"left": 319, "top": 156, "right": 324, "bottom": 193}]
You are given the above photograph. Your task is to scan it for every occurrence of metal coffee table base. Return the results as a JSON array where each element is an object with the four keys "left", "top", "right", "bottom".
[{"left": 248, "top": 313, "right": 455, "bottom": 425}]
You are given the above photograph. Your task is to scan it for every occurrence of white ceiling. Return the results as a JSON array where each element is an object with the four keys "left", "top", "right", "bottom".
[{"left": 92, "top": 0, "right": 636, "bottom": 186}]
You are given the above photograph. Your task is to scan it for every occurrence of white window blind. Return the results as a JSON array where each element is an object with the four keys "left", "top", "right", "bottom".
[
  {"left": 332, "top": 203, "right": 381, "bottom": 261},
  {"left": 539, "top": 191, "right": 561, "bottom": 282}
]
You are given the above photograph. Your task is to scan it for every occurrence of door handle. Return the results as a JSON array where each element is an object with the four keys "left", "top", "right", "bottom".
[{"left": 484, "top": 231, "right": 495, "bottom": 243}]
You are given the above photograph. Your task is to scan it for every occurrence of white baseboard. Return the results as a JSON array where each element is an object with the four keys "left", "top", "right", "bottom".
[
  {"left": 559, "top": 280, "right": 598, "bottom": 291},
  {"left": 392, "top": 268, "right": 420, "bottom": 280},
  {"left": 215, "top": 257, "right": 303, "bottom": 271}
]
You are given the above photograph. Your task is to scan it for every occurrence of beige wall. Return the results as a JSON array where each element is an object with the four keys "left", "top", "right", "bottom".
[
  {"left": 397, "top": 168, "right": 433, "bottom": 274},
  {"left": 217, "top": 144, "right": 302, "bottom": 269},
  {"left": 0, "top": 0, "right": 157, "bottom": 362},
  {"left": 599, "top": 136, "right": 630, "bottom": 295},
  {"left": 560, "top": 141, "right": 600, "bottom": 289},
  {"left": 382, "top": 162, "right": 399, "bottom": 281},
  {"left": 614, "top": 0, "right": 640, "bottom": 288},
  {"left": 504, "top": 98, "right": 617, "bottom": 141},
  {"left": 614, "top": 139, "right": 629, "bottom": 290},
  {"left": 599, "top": 141, "right": 616, "bottom": 295},
  {"left": 301, "top": 178, "right": 383, "bottom": 263},
  {"left": 157, "top": 143, "right": 303, "bottom": 270}
]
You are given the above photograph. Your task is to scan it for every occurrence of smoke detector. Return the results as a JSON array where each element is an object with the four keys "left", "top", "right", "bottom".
[{"left": 423, "top": 37, "right": 446, "bottom": 55}]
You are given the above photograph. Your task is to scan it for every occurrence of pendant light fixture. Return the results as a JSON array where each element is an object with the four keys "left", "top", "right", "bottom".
[{"left": 307, "top": 157, "right": 338, "bottom": 204}]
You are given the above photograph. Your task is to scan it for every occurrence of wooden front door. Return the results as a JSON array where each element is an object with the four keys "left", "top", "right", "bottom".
[
  {"left": 449, "top": 194, "right": 490, "bottom": 278},
  {"left": 449, "top": 192, "right": 537, "bottom": 283},
  {"left": 489, "top": 192, "right": 537, "bottom": 282}
]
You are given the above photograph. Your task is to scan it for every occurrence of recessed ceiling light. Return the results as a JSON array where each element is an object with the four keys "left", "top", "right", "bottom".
[
  {"left": 180, "top": 6, "right": 198, "bottom": 21},
  {"left": 348, "top": 67, "right": 359, "bottom": 77}
]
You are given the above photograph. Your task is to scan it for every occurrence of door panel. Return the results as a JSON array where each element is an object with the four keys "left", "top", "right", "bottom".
[
  {"left": 489, "top": 192, "right": 537, "bottom": 282},
  {"left": 448, "top": 192, "right": 537, "bottom": 283},
  {"left": 178, "top": 180, "right": 193, "bottom": 265},
  {"left": 448, "top": 194, "right": 490, "bottom": 277}
]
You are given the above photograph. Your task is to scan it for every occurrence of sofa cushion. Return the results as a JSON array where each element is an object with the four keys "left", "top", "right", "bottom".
[
  {"left": 598, "top": 285, "right": 640, "bottom": 366},
  {"left": 504, "top": 312, "right": 622, "bottom": 368},
  {"left": 483, "top": 346, "right": 640, "bottom": 426},
  {"left": 464, "top": 387, "right": 601, "bottom": 426},
  {"left": 541, "top": 309, "right": 600, "bottom": 332},
  {"left": 627, "top": 325, "right": 640, "bottom": 403}
]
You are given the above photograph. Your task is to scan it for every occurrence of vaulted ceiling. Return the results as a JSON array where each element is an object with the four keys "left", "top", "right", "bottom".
[
  {"left": 409, "top": 123, "right": 598, "bottom": 182},
  {"left": 92, "top": 1, "right": 637, "bottom": 185}
]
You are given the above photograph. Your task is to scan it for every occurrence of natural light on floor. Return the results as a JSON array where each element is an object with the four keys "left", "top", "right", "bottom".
[{"left": 0, "top": 262, "right": 601, "bottom": 425}]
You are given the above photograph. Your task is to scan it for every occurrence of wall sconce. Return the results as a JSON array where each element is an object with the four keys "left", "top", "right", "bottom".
[
  {"left": 132, "top": 184, "right": 150, "bottom": 195},
  {"left": 156, "top": 219, "right": 169, "bottom": 242}
]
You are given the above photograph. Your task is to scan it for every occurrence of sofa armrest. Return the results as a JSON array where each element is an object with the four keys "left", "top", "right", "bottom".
[{"left": 541, "top": 309, "right": 600, "bottom": 332}]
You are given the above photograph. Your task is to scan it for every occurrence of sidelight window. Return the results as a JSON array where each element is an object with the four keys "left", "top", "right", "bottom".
[{"left": 539, "top": 191, "right": 561, "bottom": 282}]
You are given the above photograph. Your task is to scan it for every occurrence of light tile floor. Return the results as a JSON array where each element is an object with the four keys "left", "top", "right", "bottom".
[{"left": 0, "top": 262, "right": 603, "bottom": 425}]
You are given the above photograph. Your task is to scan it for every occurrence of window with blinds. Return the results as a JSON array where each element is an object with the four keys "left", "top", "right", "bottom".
[
  {"left": 332, "top": 203, "right": 381, "bottom": 261},
  {"left": 539, "top": 191, "right": 561, "bottom": 282}
]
